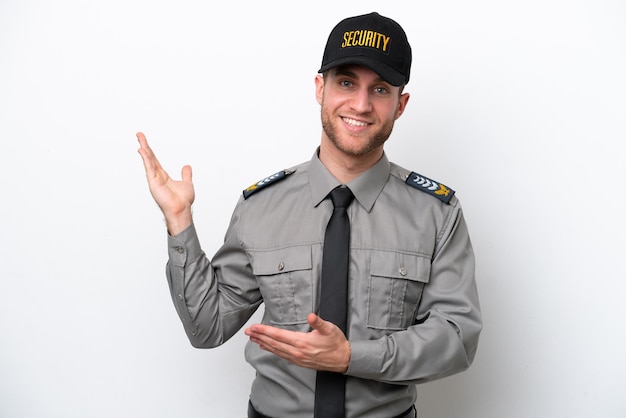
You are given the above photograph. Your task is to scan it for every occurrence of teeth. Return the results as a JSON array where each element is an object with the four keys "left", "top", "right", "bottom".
[{"left": 343, "top": 118, "right": 368, "bottom": 127}]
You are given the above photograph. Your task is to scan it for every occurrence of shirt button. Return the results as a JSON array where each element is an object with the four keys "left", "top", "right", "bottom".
[
  {"left": 177, "top": 294, "right": 184, "bottom": 301},
  {"left": 175, "top": 246, "right": 184, "bottom": 254},
  {"left": 399, "top": 267, "right": 407, "bottom": 276},
  {"left": 278, "top": 262, "right": 285, "bottom": 271}
]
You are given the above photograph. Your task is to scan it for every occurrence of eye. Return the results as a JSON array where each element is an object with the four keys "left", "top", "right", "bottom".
[
  {"left": 340, "top": 80, "right": 353, "bottom": 88},
  {"left": 373, "top": 86, "right": 389, "bottom": 94}
]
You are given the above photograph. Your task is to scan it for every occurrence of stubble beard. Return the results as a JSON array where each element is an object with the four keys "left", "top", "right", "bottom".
[{"left": 320, "top": 105, "right": 394, "bottom": 157}]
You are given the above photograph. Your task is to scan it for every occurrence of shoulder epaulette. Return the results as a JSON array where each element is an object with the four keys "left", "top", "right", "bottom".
[
  {"left": 405, "top": 171, "right": 455, "bottom": 204},
  {"left": 243, "top": 169, "right": 296, "bottom": 199}
]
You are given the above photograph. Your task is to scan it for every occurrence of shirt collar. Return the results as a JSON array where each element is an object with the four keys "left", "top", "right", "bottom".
[{"left": 308, "top": 148, "right": 390, "bottom": 212}]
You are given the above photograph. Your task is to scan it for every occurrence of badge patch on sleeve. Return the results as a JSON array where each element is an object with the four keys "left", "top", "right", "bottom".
[
  {"left": 243, "top": 169, "right": 295, "bottom": 199},
  {"left": 405, "top": 172, "right": 455, "bottom": 204}
]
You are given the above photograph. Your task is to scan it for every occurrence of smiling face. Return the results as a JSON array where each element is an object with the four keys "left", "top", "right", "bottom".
[{"left": 316, "top": 65, "right": 410, "bottom": 166}]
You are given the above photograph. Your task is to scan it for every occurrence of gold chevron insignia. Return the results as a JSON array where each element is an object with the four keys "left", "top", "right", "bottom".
[
  {"left": 435, "top": 184, "right": 451, "bottom": 196},
  {"left": 244, "top": 183, "right": 258, "bottom": 193}
]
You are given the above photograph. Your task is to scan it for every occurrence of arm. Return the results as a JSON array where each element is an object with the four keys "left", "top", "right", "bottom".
[
  {"left": 137, "top": 132, "right": 262, "bottom": 347},
  {"left": 347, "top": 201, "right": 482, "bottom": 384},
  {"left": 166, "top": 219, "right": 263, "bottom": 348}
]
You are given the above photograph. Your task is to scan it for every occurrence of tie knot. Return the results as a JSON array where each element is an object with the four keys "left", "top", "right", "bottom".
[{"left": 329, "top": 187, "right": 354, "bottom": 208}]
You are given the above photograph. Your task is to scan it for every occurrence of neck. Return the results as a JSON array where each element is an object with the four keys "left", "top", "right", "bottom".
[{"left": 318, "top": 138, "right": 384, "bottom": 184}]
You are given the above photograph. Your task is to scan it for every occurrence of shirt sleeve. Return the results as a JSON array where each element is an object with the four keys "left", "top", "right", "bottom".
[
  {"left": 165, "top": 202, "right": 262, "bottom": 348},
  {"left": 346, "top": 199, "right": 482, "bottom": 385}
]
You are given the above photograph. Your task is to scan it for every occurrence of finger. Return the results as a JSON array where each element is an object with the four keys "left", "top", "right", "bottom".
[
  {"left": 247, "top": 324, "right": 288, "bottom": 341},
  {"left": 257, "top": 337, "right": 292, "bottom": 356},
  {"left": 308, "top": 313, "right": 342, "bottom": 337},
  {"left": 136, "top": 131, "right": 147, "bottom": 144},
  {"left": 137, "top": 132, "right": 155, "bottom": 160},
  {"left": 136, "top": 132, "right": 153, "bottom": 162},
  {"left": 136, "top": 132, "right": 164, "bottom": 176},
  {"left": 247, "top": 324, "right": 303, "bottom": 349},
  {"left": 181, "top": 164, "right": 193, "bottom": 184},
  {"left": 136, "top": 132, "right": 153, "bottom": 157},
  {"left": 247, "top": 330, "right": 296, "bottom": 359},
  {"left": 307, "top": 313, "right": 327, "bottom": 331}
]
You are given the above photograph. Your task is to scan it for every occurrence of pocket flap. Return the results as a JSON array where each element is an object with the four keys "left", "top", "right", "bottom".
[
  {"left": 370, "top": 250, "right": 430, "bottom": 283},
  {"left": 251, "top": 246, "right": 312, "bottom": 275}
]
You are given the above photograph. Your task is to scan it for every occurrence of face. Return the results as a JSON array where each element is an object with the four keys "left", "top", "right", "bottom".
[{"left": 315, "top": 65, "right": 409, "bottom": 160}]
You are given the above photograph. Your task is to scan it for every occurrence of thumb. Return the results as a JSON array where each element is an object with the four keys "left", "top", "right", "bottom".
[
  {"left": 307, "top": 313, "right": 334, "bottom": 334},
  {"left": 181, "top": 165, "right": 193, "bottom": 184}
]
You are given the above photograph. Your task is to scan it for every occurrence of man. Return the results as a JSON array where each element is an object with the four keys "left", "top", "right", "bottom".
[{"left": 137, "top": 12, "right": 481, "bottom": 418}]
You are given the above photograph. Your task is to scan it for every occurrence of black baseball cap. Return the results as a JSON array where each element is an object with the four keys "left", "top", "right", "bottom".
[{"left": 318, "top": 12, "right": 412, "bottom": 86}]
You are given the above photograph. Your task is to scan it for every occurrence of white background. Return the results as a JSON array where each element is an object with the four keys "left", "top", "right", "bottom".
[{"left": 1, "top": 1, "right": 625, "bottom": 417}]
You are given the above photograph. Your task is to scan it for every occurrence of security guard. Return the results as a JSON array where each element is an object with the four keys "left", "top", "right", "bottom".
[{"left": 137, "top": 11, "right": 481, "bottom": 418}]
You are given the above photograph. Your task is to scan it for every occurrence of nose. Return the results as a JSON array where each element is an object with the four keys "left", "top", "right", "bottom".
[{"left": 349, "top": 87, "right": 373, "bottom": 113}]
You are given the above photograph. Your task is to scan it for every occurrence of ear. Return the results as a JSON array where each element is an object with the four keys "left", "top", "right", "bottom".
[
  {"left": 315, "top": 74, "right": 325, "bottom": 105},
  {"left": 394, "top": 92, "right": 410, "bottom": 120}
]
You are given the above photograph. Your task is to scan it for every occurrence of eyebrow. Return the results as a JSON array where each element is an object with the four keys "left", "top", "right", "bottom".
[{"left": 333, "top": 67, "right": 358, "bottom": 78}]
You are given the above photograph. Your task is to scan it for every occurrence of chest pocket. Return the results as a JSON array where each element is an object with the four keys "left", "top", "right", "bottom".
[
  {"left": 250, "top": 246, "right": 313, "bottom": 327},
  {"left": 367, "top": 250, "right": 431, "bottom": 331}
]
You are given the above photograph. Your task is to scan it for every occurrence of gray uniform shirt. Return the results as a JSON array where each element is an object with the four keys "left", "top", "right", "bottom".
[{"left": 166, "top": 151, "right": 482, "bottom": 418}]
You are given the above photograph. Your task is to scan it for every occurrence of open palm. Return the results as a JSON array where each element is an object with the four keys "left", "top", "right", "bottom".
[{"left": 137, "top": 132, "right": 194, "bottom": 234}]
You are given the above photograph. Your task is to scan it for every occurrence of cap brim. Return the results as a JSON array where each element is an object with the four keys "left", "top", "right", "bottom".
[{"left": 318, "top": 56, "right": 407, "bottom": 86}]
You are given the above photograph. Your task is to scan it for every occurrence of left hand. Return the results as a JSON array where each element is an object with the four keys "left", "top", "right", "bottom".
[{"left": 244, "top": 313, "right": 351, "bottom": 373}]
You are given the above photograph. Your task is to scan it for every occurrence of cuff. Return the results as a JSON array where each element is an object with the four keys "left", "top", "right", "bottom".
[
  {"left": 346, "top": 338, "right": 386, "bottom": 376},
  {"left": 167, "top": 223, "right": 203, "bottom": 267}
]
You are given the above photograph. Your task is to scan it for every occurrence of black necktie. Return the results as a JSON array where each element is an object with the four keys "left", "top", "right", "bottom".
[{"left": 314, "top": 186, "right": 354, "bottom": 418}]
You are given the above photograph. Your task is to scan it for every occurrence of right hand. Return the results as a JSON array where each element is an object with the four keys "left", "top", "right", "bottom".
[{"left": 136, "top": 132, "right": 194, "bottom": 235}]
